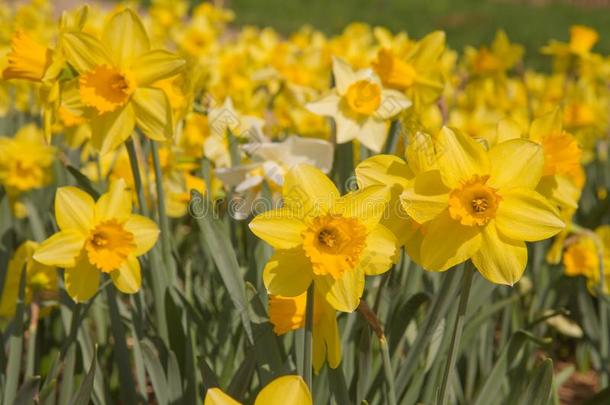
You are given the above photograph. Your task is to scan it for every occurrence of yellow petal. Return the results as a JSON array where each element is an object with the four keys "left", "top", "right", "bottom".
[
  {"left": 334, "top": 110, "right": 359, "bottom": 144},
  {"left": 95, "top": 178, "right": 132, "bottom": 222},
  {"left": 321, "top": 313, "right": 341, "bottom": 369},
  {"left": 496, "top": 188, "right": 565, "bottom": 241},
  {"left": 406, "top": 131, "right": 438, "bottom": 174},
  {"left": 376, "top": 89, "right": 412, "bottom": 120},
  {"left": 34, "top": 230, "right": 85, "bottom": 267},
  {"left": 496, "top": 119, "right": 523, "bottom": 143},
  {"left": 357, "top": 118, "right": 388, "bottom": 153},
  {"left": 64, "top": 254, "right": 100, "bottom": 302},
  {"left": 400, "top": 170, "right": 449, "bottom": 223},
  {"left": 305, "top": 93, "right": 339, "bottom": 117},
  {"left": 336, "top": 185, "right": 390, "bottom": 230},
  {"left": 529, "top": 108, "right": 562, "bottom": 143},
  {"left": 332, "top": 57, "right": 357, "bottom": 94},
  {"left": 249, "top": 208, "right": 307, "bottom": 250},
  {"left": 283, "top": 164, "right": 339, "bottom": 218},
  {"left": 361, "top": 225, "right": 398, "bottom": 275},
  {"left": 254, "top": 376, "right": 312, "bottom": 405},
  {"left": 91, "top": 104, "right": 135, "bottom": 155},
  {"left": 111, "top": 255, "right": 141, "bottom": 294},
  {"left": 124, "top": 215, "right": 159, "bottom": 256},
  {"left": 472, "top": 221, "right": 527, "bottom": 286},
  {"left": 436, "top": 127, "right": 489, "bottom": 188},
  {"left": 102, "top": 9, "right": 150, "bottom": 67},
  {"left": 205, "top": 388, "right": 241, "bottom": 405},
  {"left": 536, "top": 175, "right": 581, "bottom": 209},
  {"left": 355, "top": 154, "right": 413, "bottom": 189},
  {"left": 420, "top": 209, "right": 482, "bottom": 271},
  {"left": 488, "top": 139, "right": 543, "bottom": 189},
  {"left": 263, "top": 249, "right": 313, "bottom": 297},
  {"left": 131, "top": 50, "right": 185, "bottom": 86},
  {"left": 203, "top": 388, "right": 242, "bottom": 405},
  {"left": 55, "top": 186, "right": 95, "bottom": 234},
  {"left": 315, "top": 266, "right": 364, "bottom": 312},
  {"left": 312, "top": 319, "right": 326, "bottom": 374},
  {"left": 61, "top": 32, "right": 110, "bottom": 73},
  {"left": 132, "top": 87, "right": 172, "bottom": 141}
]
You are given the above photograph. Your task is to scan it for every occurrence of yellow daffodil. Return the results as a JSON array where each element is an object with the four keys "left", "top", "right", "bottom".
[
  {"left": 60, "top": 8, "right": 185, "bottom": 154},
  {"left": 401, "top": 127, "right": 564, "bottom": 285},
  {"left": 2, "top": 30, "right": 57, "bottom": 82},
  {"left": 306, "top": 57, "right": 411, "bottom": 152},
  {"left": 33, "top": 179, "right": 159, "bottom": 302},
  {"left": 464, "top": 31, "right": 523, "bottom": 77},
  {"left": 269, "top": 291, "right": 340, "bottom": 373},
  {"left": 204, "top": 375, "right": 312, "bottom": 405},
  {"left": 249, "top": 164, "right": 397, "bottom": 312},
  {"left": 563, "top": 226, "right": 610, "bottom": 294},
  {"left": 0, "top": 241, "right": 57, "bottom": 318}
]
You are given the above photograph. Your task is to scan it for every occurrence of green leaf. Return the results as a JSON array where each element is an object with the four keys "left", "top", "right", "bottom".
[
  {"left": 141, "top": 339, "right": 169, "bottom": 405},
  {"left": 14, "top": 376, "right": 40, "bottom": 405},
  {"left": 69, "top": 346, "right": 97, "bottom": 405},
  {"left": 66, "top": 165, "right": 101, "bottom": 199},
  {"left": 4, "top": 268, "right": 27, "bottom": 405},
  {"left": 192, "top": 190, "right": 253, "bottom": 343},
  {"left": 517, "top": 358, "right": 554, "bottom": 405}
]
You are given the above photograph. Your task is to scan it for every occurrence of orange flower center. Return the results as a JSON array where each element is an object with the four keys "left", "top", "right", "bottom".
[
  {"left": 79, "top": 64, "right": 136, "bottom": 114},
  {"left": 373, "top": 49, "right": 417, "bottom": 90},
  {"left": 448, "top": 175, "right": 501, "bottom": 226},
  {"left": 344, "top": 80, "right": 381, "bottom": 116},
  {"left": 2, "top": 30, "right": 52, "bottom": 82},
  {"left": 302, "top": 214, "right": 367, "bottom": 279},
  {"left": 85, "top": 219, "right": 136, "bottom": 272}
]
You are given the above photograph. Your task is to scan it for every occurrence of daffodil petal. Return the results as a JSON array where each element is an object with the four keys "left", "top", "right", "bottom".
[
  {"left": 62, "top": 32, "right": 110, "bottom": 73},
  {"left": 263, "top": 249, "right": 313, "bottom": 297},
  {"left": 376, "top": 89, "right": 411, "bottom": 119},
  {"left": 355, "top": 154, "right": 413, "bottom": 189},
  {"left": 358, "top": 118, "right": 389, "bottom": 153},
  {"left": 436, "top": 127, "right": 490, "bottom": 188},
  {"left": 250, "top": 208, "right": 307, "bottom": 249},
  {"left": 111, "top": 256, "right": 141, "bottom": 294},
  {"left": 400, "top": 170, "right": 449, "bottom": 223},
  {"left": 420, "top": 209, "right": 482, "bottom": 271},
  {"left": 95, "top": 178, "right": 132, "bottom": 222},
  {"left": 305, "top": 93, "right": 339, "bottom": 117},
  {"left": 34, "top": 230, "right": 85, "bottom": 267},
  {"left": 131, "top": 50, "right": 185, "bottom": 86},
  {"left": 334, "top": 109, "right": 359, "bottom": 144},
  {"left": 55, "top": 186, "right": 95, "bottom": 234},
  {"left": 321, "top": 313, "right": 341, "bottom": 369},
  {"left": 360, "top": 225, "right": 398, "bottom": 275},
  {"left": 529, "top": 108, "right": 562, "bottom": 143},
  {"left": 312, "top": 318, "right": 326, "bottom": 373},
  {"left": 132, "top": 87, "right": 173, "bottom": 141},
  {"left": 496, "top": 188, "right": 565, "bottom": 241},
  {"left": 337, "top": 185, "right": 390, "bottom": 230},
  {"left": 488, "top": 139, "right": 543, "bottom": 189},
  {"left": 64, "top": 254, "right": 100, "bottom": 302},
  {"left": 315, "top": 266, "right": 364, "bottom": 312},
  {"left": 472, "top": 221, "right": 527, "bottom": 286},
  {"left": 124, "top": 215, "right": 159, "bottom": 256},
  {"left": 283, "top": 164, "right": 340, "bottom": 217},
  {"left": 204, "top": 388, "right": 241, "bottom": 405},
  {"left": 332, "top": 57, "right": 357, "bottom": 94},
  {"left": 91, "top": 104, "right": 135, "bottom": 155},
  {"left": 254, "top": 376, "right": 312, "bottom": 405},
  {"left": 496, "top": 119, "right": 523, "bottom": 143},
  {"left": 103, "top": 9, "right": 150, "bottom": 67}
]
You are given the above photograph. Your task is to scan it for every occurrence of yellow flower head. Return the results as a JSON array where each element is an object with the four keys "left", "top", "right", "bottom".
[
  {"left": 0, "top": 241, "right": 58, "bottom": 318},
  {"left": 2, "top": 30, "right": 53, "bottom": 82},
  {"left": 373, "top": 48, "right": 417, "bottom": 91},
  {"left": 205, "top": 375, "right": 312, "bottom": 405},
  {"left": 569, "top": 25, "right": 598, "bottom": 55},
  {"left": 563, "top": 226, "right": 610, "bottom": 294},
  {"left": 401, "top": 127, "right": 564, "bottom": 285},
  {"left": 249, "top": 164, "right": 398, "bottom": 312},
  {"left": 34, "top": 179, "right": 159, "bottom": 302},
  {"left": 60, "top": 8, "right": 186, "bottom": 154},
  {"left": 269, "top": 291, "right": 340, "bottom": 372},
  {"left": 0, "top": 124, "right": 55, "bottom": 193}
]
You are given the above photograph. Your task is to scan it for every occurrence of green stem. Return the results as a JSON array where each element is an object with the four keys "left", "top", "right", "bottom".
[
  {"left": 125, "top": 137, "right": 169, "bottom": 344},
  {"left": 597, "top": 245, "right": 609, "bottom": 387},
  {"left": 25, "top": 301, "right": 40, "bottom": 377},
  {"left": 302, "top": 284, "right": 314, "bottom": 389},
  {"left": 150, "top": 141, "right": 175, "bottom": 278},
  {"left": 437, "top": 262, "right": 474, "bottom": 405},
  {"left": 380, "top": 336, "right": 397, "bottom": 405},
  {"left": 3, "top": 269, "right": 26, "bottom": 405}
]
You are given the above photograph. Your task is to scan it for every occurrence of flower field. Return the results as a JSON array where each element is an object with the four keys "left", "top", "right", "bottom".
[{"left": 0, "top": 1, "right": 609, "bottom": 404}]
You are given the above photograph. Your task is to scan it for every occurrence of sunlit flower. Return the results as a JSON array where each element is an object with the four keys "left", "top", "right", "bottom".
[
  {"left": 563, "top": 225, "right": 610, "bottom": 294},
  {"left": 401, "top": 127, "right": 564, "bottom": 285},
  {"left": 249, "top": 164, "right": 397, "bottom": 311},
  {"left": 34, "top": 180, "right": 159, "bottom": 302},
  {"left": 205, "top": 375, "right": 311, "bottom": 405}
]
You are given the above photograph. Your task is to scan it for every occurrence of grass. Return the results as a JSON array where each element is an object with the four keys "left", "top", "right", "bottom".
[{"left": 228, "top": 0, "right": 610, "bottom": 66}]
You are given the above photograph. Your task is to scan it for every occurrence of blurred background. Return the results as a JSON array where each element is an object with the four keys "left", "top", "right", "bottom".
[{"left": 225, "top": 0, "right": 610, "bottom": 67}]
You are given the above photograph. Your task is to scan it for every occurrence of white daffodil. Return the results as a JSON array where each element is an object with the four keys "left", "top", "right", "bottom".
[
  {"left": 306, "top": 57, "right": 412, "bottom": 152},
  {"left": 215, "top": 136, "right": 334, "bottom": 219}
]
